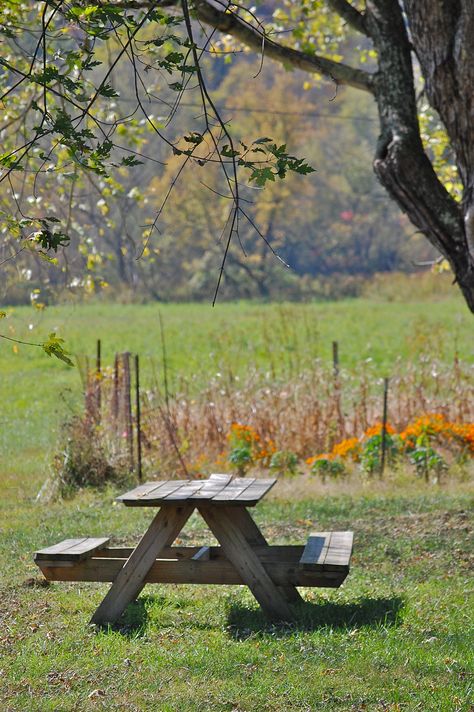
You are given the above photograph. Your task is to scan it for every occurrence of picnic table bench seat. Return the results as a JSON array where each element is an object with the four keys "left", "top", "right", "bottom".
[
  {"left": 35, "top": 533, "right": 353, "bottom": 588},
  {"left": 33, "top": 476, "right": 355, "bottom": 623}
]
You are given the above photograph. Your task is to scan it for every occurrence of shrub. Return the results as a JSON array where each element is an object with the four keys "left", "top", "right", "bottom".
[
  {"left": 52, "top": 417, "right": 131, "bottom": 497},
  {"left": 309, "top": 456, "right": 346, "bottom": 481},
  {"left": 269, "top": 450, "right": 299, "bottom": 477}
]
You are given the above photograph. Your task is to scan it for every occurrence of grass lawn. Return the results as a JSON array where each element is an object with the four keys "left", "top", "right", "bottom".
[
  {"left": 1, "top": 299, "right": 473, "bottom": 710},
  {"left": 1, "top": 484, "right": 472, "bottom": 711}
]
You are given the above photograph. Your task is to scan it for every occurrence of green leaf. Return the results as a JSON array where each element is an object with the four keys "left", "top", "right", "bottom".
[
  {"left": 120, "top": 156, "right": 144, "bottom": 167},
  {"left": 42, "top": 333, "right": 74, "bottom": 367},
  {"left": 97, "top": 83, "right": 120, "bottom": 98},
  {"left": 183, "top": 132, "right": 204, "bottom": 145},
  {"left": 221, "top": 145, "right": 240, "bottom": 159},
  {"left": 249, "top": 167, "right": 276, "bottom": 187}
]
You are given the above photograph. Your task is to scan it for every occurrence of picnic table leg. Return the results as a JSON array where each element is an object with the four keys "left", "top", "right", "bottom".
[
  {"left": 198, "top": 505, "right": 294, "bottom": 622},
  {"left": 91, "top": 504, "right": 194, "bottom": 626},
  {"left": 228, "top": 507, "right": 304, "bottom": 605}
]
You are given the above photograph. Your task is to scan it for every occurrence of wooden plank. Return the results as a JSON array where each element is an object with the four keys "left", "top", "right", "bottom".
[
  {"left": 163, "top": 481, "right": 206, "bottom": 500},
  {"left": 210, "top": 478, "right": 255, "bottom": 502},
  {"left": 188, "top": 475, "right": 237, "bottom": 501},
  {"left": 119, "top": 481, "right": 189, "bottom": 506},
  {"left": 299, "top": 533, "right": 331, "bottom": 568},
  {"left": 35, "top": 537, "right": 110, "bottom": 562},
  {"left": 223, "top": 478, "right": 276, "bottom": 505},
  {"left": 327, "top": 531, "right": 354, "bottom": 551},
  {"left": 138, "top": 480, "right": 190, "bottom": 503},
  {"left": 300, "top": 532, "right": 354, "bottom": 572},
  {"left": 209, "top": 474, "right": 233, "bottom": 484},
  {"left": 90, "top": 504, "right": 194, "bottom": 625},
  {"left": 92, "top": 545, "right": 305, "bottom": 563},
  {"left": 117, "top": 477, "right": 233, "bottom": 505},
  {"left": 323, "top": 550, "right": 352, "bottom": 569},
  {"left": 37, "top": 556, "right": 346, "bottom": 588},
  {"left": 192, "top": 546, "right": 211, "bottom": 561},
  {"left": 91, "top": 544, "right": 306, "bottom": 563},
  {"left": 198, "top": 505, "right": 294, "bottom": 621},
  {"left": 116, "top": 481, "right": 169, "bottom": 502},
  {"left": 226, "top": 507, "right": 304, "bottom": 604}
]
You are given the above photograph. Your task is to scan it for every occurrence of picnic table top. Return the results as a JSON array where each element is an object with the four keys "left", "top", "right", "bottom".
[{"left": 117, "top": 474, "right": 277, "bottom": 507}]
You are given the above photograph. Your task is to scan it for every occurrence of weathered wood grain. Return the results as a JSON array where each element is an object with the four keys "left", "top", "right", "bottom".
[
  {"left": 37, "top": 555, "right": 346, "bottom": 587},
  {"left": 300, "top": 531, "right": 353, "bottom": 572},
  {"left": 34, "top": 537, "right": 110, "bottom": 562},
  {"left": 116, "top": 476, "right": 276, "bottom": 507},
  {"left": 90, "top": 504, "right": 193, "bottom": 625},
  {"left": 192, "top": 546, "right": 211, "bottom": 561},
  {"left": 198, "top": 505, "right": 294, "bottom": 621},
  {"left": 224, "top": 507, "right": 303, "bottom": 604}
]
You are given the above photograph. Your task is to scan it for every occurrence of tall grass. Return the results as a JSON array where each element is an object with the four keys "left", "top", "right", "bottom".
[{"left": 56, "top": 346, "right": 474, "bottom": 487}]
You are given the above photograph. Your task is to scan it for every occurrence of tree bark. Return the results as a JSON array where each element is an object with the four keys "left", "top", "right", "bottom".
[
  {"left": 403, "top": 1, "right": 474, "bottom": 267},
  {"left": 365, "top": 0, "right": 474, "bottom": 310}
]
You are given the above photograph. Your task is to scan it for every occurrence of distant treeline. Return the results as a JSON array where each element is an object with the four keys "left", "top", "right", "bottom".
[{"left": 2, "top": 54, "right": 439, "bottom": 306}]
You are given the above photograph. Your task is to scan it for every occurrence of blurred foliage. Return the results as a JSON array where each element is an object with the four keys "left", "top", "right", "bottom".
[{"left": 0, "top": 1, "right": 451, "bottom": 306}]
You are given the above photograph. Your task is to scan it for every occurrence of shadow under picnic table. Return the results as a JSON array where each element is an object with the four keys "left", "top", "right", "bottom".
[{"left": 226, "top": 595, "right": 405, "bottom": 639}]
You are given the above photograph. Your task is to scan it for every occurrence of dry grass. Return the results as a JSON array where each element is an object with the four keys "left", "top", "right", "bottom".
[{"left": 55, "top": 354, "right": 474, "bottom": 487}]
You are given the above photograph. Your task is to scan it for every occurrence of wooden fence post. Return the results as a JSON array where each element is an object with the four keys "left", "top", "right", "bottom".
[
  {"left": 122, "top": 352, "right": 134, "bottom": 472},
  {"left": 380, "top": 377, "right": 390, "bottom": 477},
  {"left": 96, "top": 339, "right": 102, "bottom": 423},
  {"left": 135, "top": 354, "right": 143, "bottom": 483},
  {"left": 332, "top": 340, "right": 339, "bottom": 378}
]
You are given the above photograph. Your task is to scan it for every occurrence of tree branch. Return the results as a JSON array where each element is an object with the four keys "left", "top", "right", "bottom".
[
  {"left": 327, "top": 0, "right": 370, "bottom": 36},
  {"left": 194, "top": 0, "right": 374, "bottom": 93},
  {"left": 107, "top": 0, "right": 375, "bottom": 93}
]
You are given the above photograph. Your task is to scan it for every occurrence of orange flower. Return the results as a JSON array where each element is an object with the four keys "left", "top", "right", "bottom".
[
  {"left": 306, "top": 453, "right": 334, "bottom": 466},
  {"left": 331, "top": 437, "right": 361, "bottom": 460},
  {"left": 364, "top": 422, "right": 396, "bottom": 438}
]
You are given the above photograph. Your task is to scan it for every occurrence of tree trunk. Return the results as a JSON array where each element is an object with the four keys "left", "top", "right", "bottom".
[{"left": 365, "top": 0, "right": 474, "bottom": 310}]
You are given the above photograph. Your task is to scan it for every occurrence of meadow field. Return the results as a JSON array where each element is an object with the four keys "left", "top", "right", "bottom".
[{"left": 1, "top": 298, "right": 473, "bottom": 710}]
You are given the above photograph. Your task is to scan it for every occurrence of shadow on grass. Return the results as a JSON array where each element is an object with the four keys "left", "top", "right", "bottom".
[
  {"left": 95, "top": 596, "right": 151, "bottom": 637},
  {"left": 95, "top": 594, "right": 405, "bottom": 640},
  {"left": 96, "top": 593, "right": 190, "bottom": 637},
  {"left": 226, "top": 596, "right": 405, "bottom": 640}
]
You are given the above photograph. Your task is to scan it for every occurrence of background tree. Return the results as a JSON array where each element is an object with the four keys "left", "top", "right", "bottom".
[
  {"left": 185, "top": 0, "right": 474, "bottom": 310},
  {"left": 1, "top": 1, "right": 473, "bottom": 312}
]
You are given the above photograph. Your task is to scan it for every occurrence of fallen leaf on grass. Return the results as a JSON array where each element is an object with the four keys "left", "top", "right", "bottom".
[{"left": 88, "top": 689, "right": 106, "bottom": 699}]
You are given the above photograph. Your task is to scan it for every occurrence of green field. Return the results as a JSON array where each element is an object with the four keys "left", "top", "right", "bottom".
[
  {"left": 1, "top": 299, "right": 473, "bottom": 710},
  {"left": 2, "top": 298, "right": 473, "bottom": 492}
]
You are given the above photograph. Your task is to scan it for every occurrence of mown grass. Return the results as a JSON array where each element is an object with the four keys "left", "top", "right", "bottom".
[
  {"left": 1, "top": 299, "right": 473, "bottom": 710},
  {"left": 1, "top": 486, "right": 473, "bottom": 711}
]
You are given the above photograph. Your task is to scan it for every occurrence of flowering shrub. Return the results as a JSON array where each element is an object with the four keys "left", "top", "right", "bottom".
[
  {"left": 399, "top": 414, "right": 474, "bottom": 455},
  {"left": 308, "top": 454, "right": 346, "bottom": 480},
  {"left": 360, "top": 432, "right": 399, "bottom": 475},
  {"left": 331, "top": 437, "right": 361, "bottom": 461},
  {"left": 227, "top": 422, "right": 276, "bottom": 475},
  {"left": 306, "top": 414, "right": 473, "bottom": 480}
]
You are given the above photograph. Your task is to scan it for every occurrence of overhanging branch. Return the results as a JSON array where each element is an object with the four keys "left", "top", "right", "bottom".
[
  {"left": 194, "top": 0, "right": 374, "bottom": 93},
  {"left": 327, "top": 0, "right": 370, "bottom": 36},
  {"left": 107, "top": 0, "right": 375, "bottom": 93}
]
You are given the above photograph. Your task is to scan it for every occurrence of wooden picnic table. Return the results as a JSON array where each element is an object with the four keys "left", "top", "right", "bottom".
[{"left": 34, "top": 474, "right": 354, "bottom": 624}]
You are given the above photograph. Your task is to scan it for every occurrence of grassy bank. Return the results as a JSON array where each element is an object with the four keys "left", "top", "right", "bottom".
[
  {"left": 1, "top": 300, "right": 473, "bottom": 710},
  {"left": 1, "top": 485, "right": 472, "bottom": 711}
]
